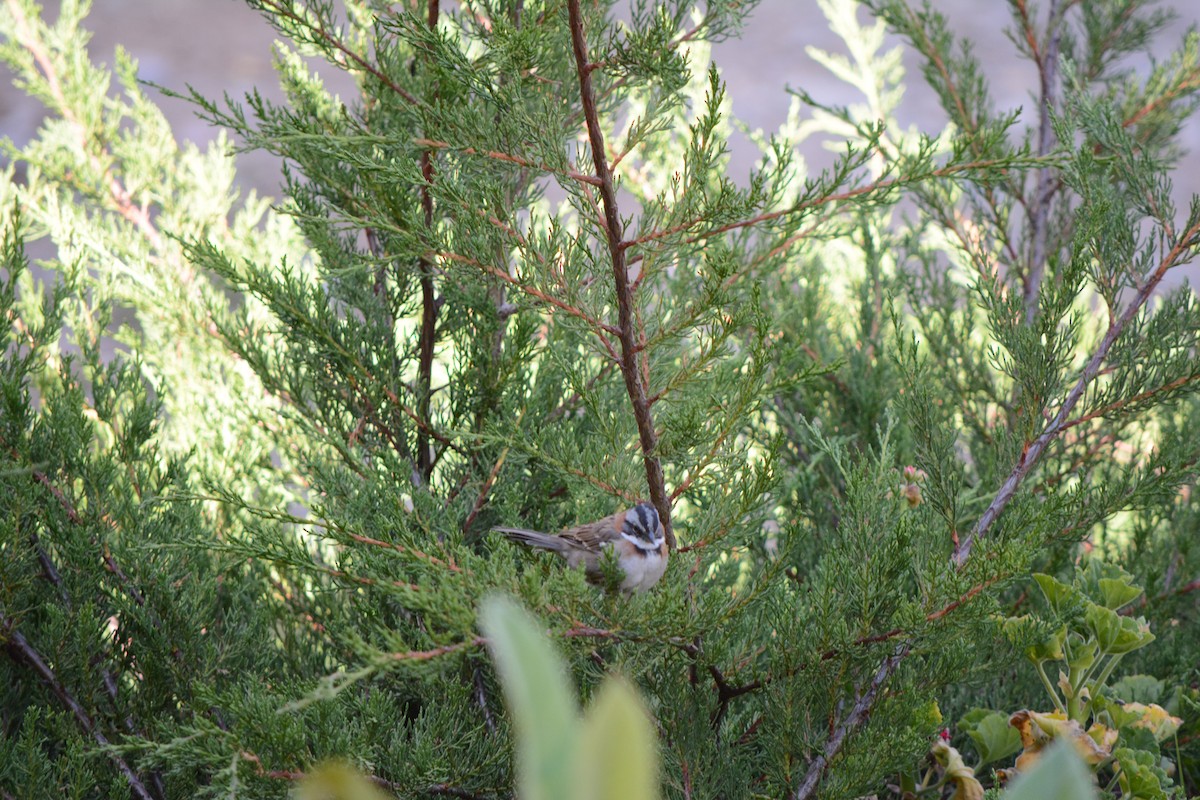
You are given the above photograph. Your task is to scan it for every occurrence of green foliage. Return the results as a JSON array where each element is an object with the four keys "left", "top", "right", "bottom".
[
  {"left": 952, "top": 567, "right": 1192, "bottom": 799},
  {"left": 2, "top": 0, "right": 1200, "bottom": 798}
]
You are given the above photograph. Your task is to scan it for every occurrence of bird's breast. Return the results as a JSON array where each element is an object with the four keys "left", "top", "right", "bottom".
[{"left": 618, "top": 542, "right": 668, "bottom": 593}]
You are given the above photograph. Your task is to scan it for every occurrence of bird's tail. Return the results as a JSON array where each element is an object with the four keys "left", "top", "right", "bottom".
[{"left": 493, "top": 527, "right": 567, "bottom": 554}]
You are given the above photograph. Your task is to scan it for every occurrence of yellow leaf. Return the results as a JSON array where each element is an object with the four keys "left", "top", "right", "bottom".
[
  {"left": 932, "top": 740, "right": 984, "bottom": 800},
  {"left": 1124, "top": 703, "right": 1183, "bottom": 741}
]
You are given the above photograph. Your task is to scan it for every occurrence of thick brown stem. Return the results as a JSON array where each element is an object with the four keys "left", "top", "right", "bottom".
[
  {"left": 566, "top": 0, "right": 673, "bottom": 548},
  {"left": 415, "top": 0, "right": 441, "bottom": 485}
]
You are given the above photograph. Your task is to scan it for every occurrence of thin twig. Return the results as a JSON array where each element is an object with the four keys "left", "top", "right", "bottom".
[
  {"left": 254, "top": 0, "right": 420, "bottom": 105},
  {"left": 472, "top": 665, "right": 497, "bottom": 734},
  {"left": 435, "top": 250, "right": 623, "bottom": 361},
  {"left": 1, "top": 622, "right": 156, "bottom": 800},
  {"left": 462, "top": 443, "right": 512, "bottom": 537},
  {"left": 954, "top": 216, "right": 1200, "bottom": 566},
  {"left": 32, "top": 469, "right": 82, "bottom": 523},
  {"left": 792, "top": 644, "right": 909, "bottom": 800},
  {"left": 894, "top": 2, "right": 1027, "bottom": 263},
  {"left": 414, "top": 138, "right": 602, "bottom": 186},
  {"left": 343, "top": 530, "right": 463, "bottom": 573},
  {"left": 545, "top": 364, "right": 616, "bottom": 423},
  {"left": 1122, "top": 71, "right": 1200, "bottom": 130},
  {"left": 390, "top": 637, "right": 485, "bottom": 663},
  {"left": 1057, "top": 372, "right": 1200, "bottom": 433},
  {"left": 622, "top": 158, "right": 1017, "bottom": 256},
  {"left": 1022, "top": 0, "right": 1063, "bottom": 325},
  {"left": 7, "top": 0, "right": 165, "bottom": 252},
  {"left": 566, "top": 0, "right": 674, "bottom": 548},
  {"left": 424, "top": 783, "right": 491, "bottom": 799},
  {"left": 28, "top": 524, "right": 164, "bottom": 798}
]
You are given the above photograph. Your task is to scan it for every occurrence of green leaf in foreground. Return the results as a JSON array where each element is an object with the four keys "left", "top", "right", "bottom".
[
  {"left": 480, "top": 594, "right": 581, "bottom": 800},
  {"left": 479, "top": 594, "right": 660, "bottom": 800},
  {"left": 578, "top": 676, "right": 659, "bottom": 800},
  {"left": 1003, "top": 741, "right": 1097, "bottom": 800}
]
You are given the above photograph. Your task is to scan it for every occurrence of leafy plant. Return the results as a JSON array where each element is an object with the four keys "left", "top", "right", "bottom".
[{"left": 949, "top": 565, "right": 1192, "bottom": 799}]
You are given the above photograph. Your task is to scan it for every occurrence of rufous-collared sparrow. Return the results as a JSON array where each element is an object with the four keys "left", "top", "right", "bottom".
[{"left": 493, "top": 503, "right": 668, "bottom": 594}]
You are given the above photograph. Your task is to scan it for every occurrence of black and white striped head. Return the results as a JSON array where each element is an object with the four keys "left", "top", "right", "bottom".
[{"left": 620, "top": 503, "right": 664, "bottom": 551}]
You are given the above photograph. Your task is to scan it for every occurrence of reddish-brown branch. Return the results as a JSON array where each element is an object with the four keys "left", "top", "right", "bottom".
[
  {"left": 954, "top": 216, "right": 1200, "bottom": 566},
  {"left": 323, "top": 566, "right": 421, "bottom": 593},
  {"left": 1122, "top": 71, "right": 1200, "bottom": 130},
  {"left": 737, "top": 715, "right": 765, "bottom": 746},
  {"left": 670, "top": 412, "right": 737, "bottom": 501},
  {"left": 348, "top": 388, "right": 412, "bottom": 464},
  {"left": 391, "top": 636, "right": 485, "bottom": 662},
  {"left": 32, "top": 468, "right": 82, "bottom": 523},
  {"left": 101, "top": 543, "right": 147, "bottom": 606},
  {"left": 344, "top": 531, "right": 463, "bottom": 573},
  {"left": 558, "top": 464, "right": 640, "bottom": 503},
  {"left": 1012, "top": 0, "right": 1041, "bottom": 63},
  {"left": 622, "top": 159, "right": 1012, "bottom": 256},
  {"left": 462, "top": 444, "right": 512, "bottom": 536},
  {"left": 254, "top": 0, "right": 420, "bottom": 105},
  {"left": 7, "top": 0, "right": 166, "bottom": 253},
  {"left": 344, "top": 372, "right": 460, "bottom": 458},
  {"left": 545, "top": 364, "right": 617, "bottom": 423},
  {"left": 1131, "top": 571, "right": 1200, "bottom": 613},
  {"left": 567, "top": 0, "right": 673, "bottom": 548},
  {"left": 895, "top": 3, "right": 1027, "bottom": 260},
  {"left": 29, "top": 465, "right": 151, "bottom": 609},
  {"left": 758, "top": 220, "right": 823, "bottom": 265},
  {"left": 562, "top": 625, "right": 622, "bottom": 640},
  {"left": 1170, "top": 579, "right": 1200, "bottom": 597},
  {"left": 23, "top": 516, "right": 165, "bottom": 796},
  {"left": 1058, "top": 372, "right": 1200, "bottom": 433},
  {"left": 814, "top": 578, "right": 1000, "bottom": 659},
  {"left": 925, "top": 578, "right": 996, "bottom": 622}
]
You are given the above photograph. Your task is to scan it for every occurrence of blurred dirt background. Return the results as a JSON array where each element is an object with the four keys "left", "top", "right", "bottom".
[{"left": 3, "top": 0, "right": 1199, "bottom": 284}]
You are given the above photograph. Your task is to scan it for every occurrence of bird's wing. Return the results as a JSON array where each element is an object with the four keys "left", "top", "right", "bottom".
[{"left": 559, "top": 508, "right": 626, "bottom": 551}]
